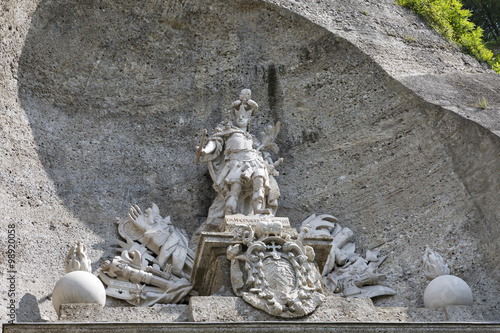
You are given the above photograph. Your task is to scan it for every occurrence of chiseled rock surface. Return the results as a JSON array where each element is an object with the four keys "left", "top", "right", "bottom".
[
  {"left": 1, "top": 0, "right": 500, "bottom": 324},
  {"left": 267, "top": 0, "right": 500, "bottom": 134}
]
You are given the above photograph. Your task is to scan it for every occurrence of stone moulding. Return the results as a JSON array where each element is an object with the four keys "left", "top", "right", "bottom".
[{"left": 5, "top": 322, "right": 500, "bottom": 333}]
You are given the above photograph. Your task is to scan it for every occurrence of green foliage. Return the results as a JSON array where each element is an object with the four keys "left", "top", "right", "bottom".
[
  {"left": 404, "top": 34, "right": 418, "bottom": 43},
  {"left": 477, "top": 96, "right": 488, "bottom": 109},
  {"left": 461, "top": 0, "right": 500, "bottom": 42},
  {"left": 396, "top": 0, "right": 500, "bottom": 73},
  {"left": 485, "top": 40, "right": 500, "bottom": 49}
]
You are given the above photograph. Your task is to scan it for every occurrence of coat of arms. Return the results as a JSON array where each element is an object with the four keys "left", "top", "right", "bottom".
[{"left": 226, "top": 219, "right": 325, "bottom": 317}]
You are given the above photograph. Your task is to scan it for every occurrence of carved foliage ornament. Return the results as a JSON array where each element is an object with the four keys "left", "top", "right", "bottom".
[{"left": 227, "top": 220, "right": 324, "bottom": 318}]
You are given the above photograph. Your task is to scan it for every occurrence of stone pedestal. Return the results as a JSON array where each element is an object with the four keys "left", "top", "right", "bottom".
[
  {"left": 188, "top": 296, "right": 379, "bottom": 322},
  {"left": 190, "top": 215, "right": 333, "bottom": 296}
]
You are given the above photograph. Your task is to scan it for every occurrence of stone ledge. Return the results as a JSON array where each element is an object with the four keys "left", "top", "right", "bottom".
[
  {"left": 376, "top": 305, "right": 485, "bottom": 322},
  {"left": 189, "top": 296, "right": 379, "bottom": 322},
  {"left": 58, "top": 303, "right": 189, "bottom": 322},
  {"left": 55, "top": 298, "right": 485, "bottom": 324},
  {"left": 189, "top": 296, "right": 486, "bottom": 323},
  {"left": 4, "top": 322, "right": 500, "bottom": 333}
]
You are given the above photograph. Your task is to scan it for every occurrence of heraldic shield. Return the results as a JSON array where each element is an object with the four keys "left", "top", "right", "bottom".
[{"left": 226, "top": 220, "right": 325, "bottom": 318}]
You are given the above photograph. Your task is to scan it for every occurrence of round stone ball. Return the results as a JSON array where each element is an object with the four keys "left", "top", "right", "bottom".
[
  {"left": 52, "top": 271, "right": 106, "bottom": 316},
  {"left": 424, "top": 275, "right": 473, "bottom": 309}
]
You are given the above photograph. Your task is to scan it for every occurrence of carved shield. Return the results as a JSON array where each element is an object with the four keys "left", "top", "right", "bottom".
[
  {"left": 228, "top": 233, "right": 325, "bottom": 318},
  {"left": 262, "top": 257, "right": 295, "bottom": 294}
]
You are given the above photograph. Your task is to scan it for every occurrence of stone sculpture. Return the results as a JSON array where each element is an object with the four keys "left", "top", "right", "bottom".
[
  {"left": 65, "top": 241, "right": 92, "bottom": 273},
  {"left": 422, "top": 247, "right": 473, "bottom": 309},
  {"left": 53, "top": 242, "right": 106, "bottom": 316},
  {"left": 98, "top": 204, "right": 194, "bottom": 306},
  {"left": 422, "top": 246, "right": 450, "bottom": 280},
  {"left": 192, "top": 90, "right": 327, "bottom": 317},
  {"left": 196, "top": 89, "right": 282, "bottom": 231},
  {"left": 226, "top": 218, "right": 325, "bottom": 318},
  {"left": 302, "top": 214, "right": 395, "bottom": 299}
]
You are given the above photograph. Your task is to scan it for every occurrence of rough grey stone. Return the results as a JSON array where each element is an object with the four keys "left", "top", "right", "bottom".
[
  {"left": 376, "top": 305, "right": 485, "bottom": 322},
  {"left": 58, "top": 303, "right": 189, "bottom": 322},
  {"left": 189, "top": 296, "right": 485, "bottom": 323},
  {"left": 189, "top": 296, "right": 380, "bottom": 322},
  {"left": 1, "top": 0, "right": 500, "bottom": 325},
  {"left": 5, "top": 322, "right": 500, "bottom": 333}
]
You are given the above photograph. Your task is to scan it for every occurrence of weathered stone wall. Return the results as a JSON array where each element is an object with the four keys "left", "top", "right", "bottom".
[{"left": 1, "top": 0, "right": 499, "bottom": 323}]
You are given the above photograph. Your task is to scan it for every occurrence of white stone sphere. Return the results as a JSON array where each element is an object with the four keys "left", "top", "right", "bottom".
[
  {"left": 424, "top": 275, "right": 473, "bottom": 309},
  {"left": 52, "top": 271, "right": 106, "bottom": 316}
]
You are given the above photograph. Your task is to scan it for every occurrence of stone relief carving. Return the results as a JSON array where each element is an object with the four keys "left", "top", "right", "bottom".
[
  {"left": 422, "top": 245, "right": 450, "bottom": 280},
  {"left": 196, "top": 89, "right": 282, "bottom": 231},
  {"left": 422, "top": 247, "right": 473, "bottom": 308},
  {"left": 93, "top": 89, "right": 396, "bottom": 317},
  {"left": 53, "top": 242, "right": 106, "bottom": 316},
  {"left": 65, "top": 241, "right": 92, "bottom": 273},
  {"left": 302, "top": 214, "right": 395, "bottom": 299},
  {"left": 98, "top": 204, "right": 194, "bottom": 306},
  {"left": 192, "top": 90, "right": 328, "bottom": 317},
  {"left": 226, "top": 218, "right": 325, "bottom": 318}
]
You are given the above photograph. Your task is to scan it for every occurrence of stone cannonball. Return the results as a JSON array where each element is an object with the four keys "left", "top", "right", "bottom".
[
  {"left": 52, "top": 271, "right": 106, "bottom": 316},
  {"left": 423, "top": 275, "right": 473, "bottom": 309}
]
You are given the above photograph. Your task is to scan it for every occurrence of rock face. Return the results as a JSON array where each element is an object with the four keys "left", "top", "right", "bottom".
[{"left": 1, "top": 0, "right": 500, "bottom": 323}]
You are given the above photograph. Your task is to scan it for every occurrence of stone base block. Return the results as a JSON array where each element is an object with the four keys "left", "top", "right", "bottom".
[
  {"left": 189, "top": 296, "right": 380, "bottom": 322},
  {"left": 376, "top": 305, "right": 485, "bottom": 322},
  {"left": 189, "top": 296, "right": 485, "bottom": 323},
  {"left": 54, "top": 298, "right": 484, "bottom": 325},
  {"left": 58, "top": 303, "right": 189, "bottom": 322}
]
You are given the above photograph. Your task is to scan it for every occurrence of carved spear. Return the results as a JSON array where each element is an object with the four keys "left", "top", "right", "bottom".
[{"left": 195, "top": 129, "right": 207, "bottom": 164}]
